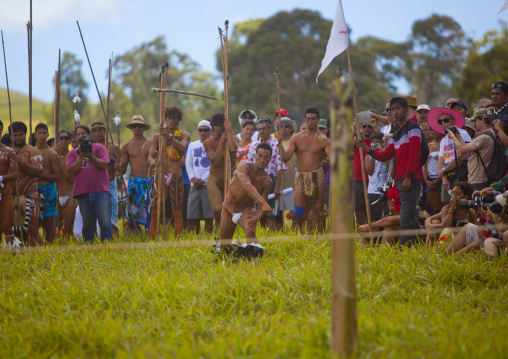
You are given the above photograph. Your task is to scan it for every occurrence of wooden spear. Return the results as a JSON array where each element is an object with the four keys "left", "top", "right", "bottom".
[
  {"left": 2, "top": 30, "right": 24, "bottom": 245},
  {"left": 161, "top": 63, "right": 168, "bottom": 237},
  {"left": 275, "top": 68, "right": 285, "bottom": 232},
  {"left": 329, "top": 76, "right": 358, "bottom": 358},
  {"left": 54, "top": 50, "right": 61, "bottom": 236},
  {"left": 219, "top": 22, "right": 232, "bottom": 196},
  {"left": 346, "top": 49, "right": 373, "bottom": 235},
  {"left": 106, "top": 57, "right": 112, "bottom": 149},
  {"left": 27, "top": 0, "right": 33, "bottom": 136},
  {"left": 151, "top": 88, "right": 217, "bottom": 100}
]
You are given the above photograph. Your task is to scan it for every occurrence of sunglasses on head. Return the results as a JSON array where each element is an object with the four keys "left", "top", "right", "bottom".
[
  {"left": 198, "top": 128, "right": 210, "bottom": 132},
  {"left": 258, "top": 119, "right": 271, "bottom": 124},
  {"left": 362, "top": 124, "right": 373, "bottom": 129},
  {"left": 437, "top": 117, "right": 453, "bottom": 125},
  {"left": 492, "top": 83, "right": 504, "bottom": 89},
  {"left": 59, "top": 136, "right": 70, "bottom": 141},
  {"left": 131, "top": 124, "right": 145, "bottom": 129}
]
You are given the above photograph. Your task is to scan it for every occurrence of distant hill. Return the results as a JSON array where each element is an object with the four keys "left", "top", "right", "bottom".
[{"left": 0, "top": 88, "right": 49, "bottom": 134}]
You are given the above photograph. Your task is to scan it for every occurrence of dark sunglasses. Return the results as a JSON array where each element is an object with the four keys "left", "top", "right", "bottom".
[
  {"left": 131, "top": 124, "right": 145, "bottom": 129},
  {"left": 281, "top": 124, "right": 292, "bottom": 128},
  {"left": 198, "top": 128, "right": 210, "bottom": 132},
  {"left": 362, "top": 124, "right": 373, "bottom": 129},
  {"left": 59, "top": 136, "right": 70, "bottom": 141},
  {"left": 385, "top": 108, "right": 391, "bottom": 112},
  {"left": 437, "top": 117, "right": 453, "bottom": 125},
  {"left": 241, "top": 116, "right": 253, "bottom": 120}
]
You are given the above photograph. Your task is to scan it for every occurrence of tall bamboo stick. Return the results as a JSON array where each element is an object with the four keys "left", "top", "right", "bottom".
[
  {"left": 157, "top": 72, "right": 164, "bottom": 235},
  {"left": 2, "top": 30, "right": 24, "bottom": 245},
  {"left": 275, "top": 68, "right": 285, "bottom": 231},
  {"left": 329, "top": 76, "right": 358, "bottom": 358},
  {"left": 27, "top": 3, "right": 33, "bottom": 137},
  {"left": 346, "top": 49, "right": 372, "bottom": 235}
]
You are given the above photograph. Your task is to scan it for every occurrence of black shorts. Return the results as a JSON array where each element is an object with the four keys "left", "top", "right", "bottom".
[{"left": 354, "top": 180, "right": 367, "bottom": 211}]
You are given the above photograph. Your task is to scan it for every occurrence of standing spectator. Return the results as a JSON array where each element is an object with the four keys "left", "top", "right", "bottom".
[
  {"left": 236, "top": 110, "right": 258, "bottom": 142},
  {"left": 356, "top": 97, "right": 425, "bottom": 246},
  {"left": 491, "top": 81, "right": 508, "bottom": 147},
  {"left": 247, "top": 118, "right": 286, "bottom": 230},
  {"left": 235, "top": 120, "right": 256, "bottom": 165},
  {"left": 185, "top": 120, "right": 214, "bottom": 233},
  {"left": 364, "top": 132, "right": 389, "bottom": 222},
  {"left": 462, "top": 119, "right": 476, "bottom": 140},
  {"left": 276, "top": 117, "right": 297, "bottom": 217},
  {"left": 424, "top": 127, "right": 444, "bottom": 214},
  {"left": 404, "top": 96, "right": 418, "bottom": 122},
  {"left": 318, "top": 119, "right": 331, "bottom": 208},
  {"left": 473, "top": 97, "right": 492, "bottom": 110},
  {"left": 67, "top": 125, "right": 112, "bottom": 243},
  {"left": 428, "top": 107, "right": 471, "bottom": 203},
  {"left": 451, "top": 109, "right": 495, "bottom": 191},
  {"left": 445, "top": 98, "right": 458, "bottom": 108},
  {"left": 450, "top": 100, "right": 469, "bottom": 117},
  {"left": 353, "top": 119, "right": 373, "bottom": 225},
  {"left": 416, "top": 104, "right": 430, "bottom": 124},
  {"left": 371, "top": 101, "right": 393, "bottom": 128}
]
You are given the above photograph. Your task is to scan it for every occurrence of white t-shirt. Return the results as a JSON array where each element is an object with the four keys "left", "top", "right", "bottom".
[
  {"left": 185, "top": 140, "right": 211, "bottom": 186},
  {"left": 439, "top": 128, "right": 472, "bottom": 165},
  {"left": 236, "top": 131, "right": 258, "bottom": 142},
  {"left": 367, "top": 157, "right": 388, "bottom": 194}
]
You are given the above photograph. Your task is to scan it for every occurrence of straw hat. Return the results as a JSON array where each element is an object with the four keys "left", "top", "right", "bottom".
[
  {"left": 126, "top": 115, "right": 151, "bottom": 131},
  {"left": 427, "top": 107, "right": 465, "bottom": 135}
]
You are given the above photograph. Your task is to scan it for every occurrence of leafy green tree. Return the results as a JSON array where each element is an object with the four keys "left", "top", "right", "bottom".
[
  {"left": 406, "top": 14, "right": 469, "bottom": 106},
  {"left": 457, "top": 23, "right": 508, "bottom": 104}
]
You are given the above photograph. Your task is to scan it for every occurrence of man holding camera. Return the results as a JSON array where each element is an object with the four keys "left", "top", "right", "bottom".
[
  {"left": 427, "top": 107, "right": 471, "bottom": 203},
  {"left": 67, "top": 124, "right": 112, "bottom": 243},
  {"left": 449, "top": 109, "right": 495, "bottom": 191}
]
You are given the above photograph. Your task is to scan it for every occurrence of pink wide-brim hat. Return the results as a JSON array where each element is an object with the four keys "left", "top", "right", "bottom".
[{"left": 427, "top": 107, "right": 465, "bottom": 135}]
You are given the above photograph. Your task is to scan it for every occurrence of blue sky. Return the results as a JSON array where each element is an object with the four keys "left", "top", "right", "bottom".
[{"left": 1, "top": 0, "right": 508, "bottom": 103}]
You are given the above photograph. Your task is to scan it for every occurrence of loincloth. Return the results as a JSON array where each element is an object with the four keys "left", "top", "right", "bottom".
[
  {"left": 59, "top": 196, "right": 70, "bottom": 208},
  {"left": 39, "top": 182, "right": 57, "bottom": 218},
  {"left": 109, "top": 179, "right": 119, "bottom": 228},
  {"left": 126, "top": 176, "right": 153, "bottom": 228},
  {"left": 12, "top": 192, "right": 39, "bottom": 235},
  {"left": 207, "top": 172, "right": 224, "bottom": 213},
  {"left": 296, "top": 167, "right": 323, "bottom": 200},
  {"left": 222, "top": 203, "right": 255, "bottom": 224}
]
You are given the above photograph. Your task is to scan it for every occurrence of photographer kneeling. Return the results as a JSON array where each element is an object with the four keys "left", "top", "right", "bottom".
[
  {"left": 482, "top": 191, "right": 508, "bottom": 257},
  {"left": 67, "top": 125, "right": 112, "bottom": 243},
  {"left": 425, "top": 183, "right": 478, "bottom": 248}
]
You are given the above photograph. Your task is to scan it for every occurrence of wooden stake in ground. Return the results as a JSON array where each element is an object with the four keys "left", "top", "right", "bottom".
[
  {"left": 2, "top": 30, "right": 24, "bottom": 245},
  {"left": 54, "top": 50, "right": 61, "bottom": 144},
  {"left": 329, "top": 76, "right": 358, "bottom": 358},
  {"left": 346, "top": 49, "right": 373, "bottom": 235},
  {"left": 275, "top": 68, "right": 285, "bottom": 231}
]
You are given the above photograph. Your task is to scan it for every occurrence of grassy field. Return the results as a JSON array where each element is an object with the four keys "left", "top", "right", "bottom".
[{"left": 1, "top": 227, "right": 508, "bottom": 358}]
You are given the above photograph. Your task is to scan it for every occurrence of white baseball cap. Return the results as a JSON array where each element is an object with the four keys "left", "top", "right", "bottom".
[{"left": 416, "top": 104, "right": 430, "bottom": 112}]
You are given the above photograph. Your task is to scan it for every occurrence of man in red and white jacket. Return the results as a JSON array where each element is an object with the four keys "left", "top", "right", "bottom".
[{"left": 356, "top": 97, "right": 425, "bottom": 247}]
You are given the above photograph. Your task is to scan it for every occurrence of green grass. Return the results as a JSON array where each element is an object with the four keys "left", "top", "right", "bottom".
[{"left": 1, "top": 226, "right": 508, "bottom": 358}]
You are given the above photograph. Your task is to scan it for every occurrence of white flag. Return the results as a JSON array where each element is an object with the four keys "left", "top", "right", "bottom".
[
  {"left": 316, "top": 0, "right": 349, "bottom": 83},
  {"left": 500, "top": 0, "right": 508, "bottom": 14}
]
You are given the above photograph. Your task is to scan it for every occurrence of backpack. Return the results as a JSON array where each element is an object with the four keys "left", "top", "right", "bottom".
[{"left": 476, "top": 131, "right": 508, "bottom": 182}]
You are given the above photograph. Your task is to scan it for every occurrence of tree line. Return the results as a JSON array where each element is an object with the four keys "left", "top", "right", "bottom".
[{"left": 44, "top": 10, "right": 508, "bottom": 137}]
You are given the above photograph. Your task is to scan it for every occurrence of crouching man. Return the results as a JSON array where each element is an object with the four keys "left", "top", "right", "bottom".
[{"left": 217, "top": 143, "right": 273, "bottom": 257}]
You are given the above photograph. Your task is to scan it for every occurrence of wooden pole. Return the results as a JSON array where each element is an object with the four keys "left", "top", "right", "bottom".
[
  {"left": 27, "top": 1, "right": 33, "bottom": 137},
  {"left": 222, "top": 21, "right": 232, "bottom": 195},
  {"left": 275, "top": 68, "right": 285, "bottom": 232},
  {"left": 161, "top": 63, "right": 168, "bottom": 238},
  {"left": 2, "top": 31, "right": 24, "bottom": 245},
  {"left": 54, "top": 50, "right": 60, "bottom": 144},
  {"left": 346, "top": 49, "right": 372, "bottom": 235},
  {"left": 106, "top": 59, "right": 112, "bottom": 149},
  {"left": 157, "top": 72, "right": 164, "bottom": 235},
  {"left": 329, "top": 76, "right": 358, "bottom": 358},
  {"left": 151, "top": 88, "right": 217, "bottom": 100}
]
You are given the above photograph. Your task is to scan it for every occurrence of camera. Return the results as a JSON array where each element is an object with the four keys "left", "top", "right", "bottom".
[
  {"left": 459, "top": 194, "right": 503, "bottom": 214},
  {"left": 370, "top": 143, "right": 377, "bottom": 149},
  {"left": 444, "top": 126, "right": 458, "bottom": 135},
  {"left": 456, "top": 219, "right": 469, "bottom": 227},
  {"left": 76, "top": 136, "right": 92, "bottom": 155}
]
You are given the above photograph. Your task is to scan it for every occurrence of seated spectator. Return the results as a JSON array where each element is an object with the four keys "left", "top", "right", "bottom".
[
  {"left": 482, "top": 190, "right": 508, "bottom": 257},
  {"left": 450, "top": 109, "right": 495, "bottom": 191},
  {"left": 235, "top": 120, "right": 256, "bottom": 165},
  {"left": 365, "top": 132, "right": 388, "bottom": 222},
  {"left": 425, "top": 182, "right": 477, "bottom": 247},
  {"left": 424, "top": 127, "right": 444, "bottom": 214}
]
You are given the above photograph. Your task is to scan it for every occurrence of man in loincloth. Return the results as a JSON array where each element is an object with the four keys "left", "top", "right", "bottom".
[
  {"left": 216, "top": 142, "right": 273, "bottom": 256},
  {"left": 0, "top": 120, "right": 20, "bottom": 248},
  {"left": 203, "top": 112, "right": 238, "bottom": 228},
  {"left": 8, "top": 121, "right": 43, "bottom": 246},
  {"left": 34, "top": 123, "right": 62, "bottom": 244},
  {"left": 120, "top": 115, "right": 152, "bottom": 234},
  {"left": 54, "top": 129, "right": 77, "bottom": 238},
  {"left": 90, "top": 121, "right": 122, "bottom": 236},
  {"left": 148, "top": 105, "right": 190, "bottom": 238},
  {"left": 277, "top": 106, "right": 331, "bottom": 233}
]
